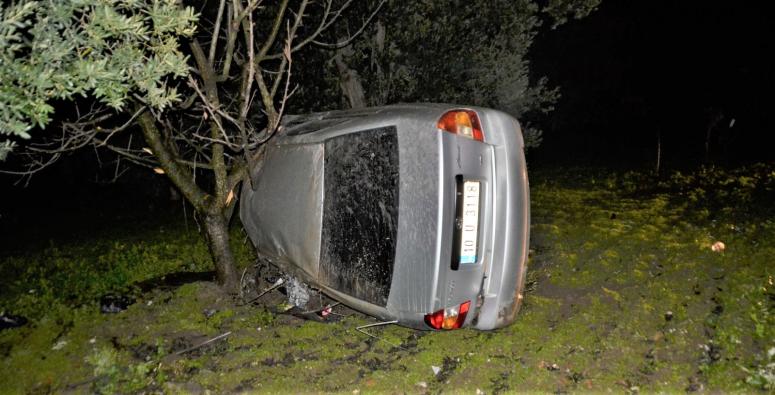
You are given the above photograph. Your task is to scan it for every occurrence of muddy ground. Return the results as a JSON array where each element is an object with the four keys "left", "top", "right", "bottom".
[{"left": 1, "top": 166, "right": 773, "bottom": 393}]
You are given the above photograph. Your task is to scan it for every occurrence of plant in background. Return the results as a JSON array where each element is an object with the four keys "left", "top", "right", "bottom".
[{"left": 308, "top": 0, "right": 599, "bottom": 149}]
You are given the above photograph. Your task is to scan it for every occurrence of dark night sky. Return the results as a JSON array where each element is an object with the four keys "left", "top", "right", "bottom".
[{"left": 531, "top": 0, "right": 775, "bottom": 166}]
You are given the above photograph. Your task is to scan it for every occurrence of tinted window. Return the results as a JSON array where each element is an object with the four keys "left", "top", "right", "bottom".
[{"left": 319, "top": 127, "right": 399, "bottom": 306}]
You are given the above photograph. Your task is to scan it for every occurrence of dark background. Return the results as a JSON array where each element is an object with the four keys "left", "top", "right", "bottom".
[
  {"left": 531, "top": 0, "right": 775, "bottom": 167},
  {"left": 2, "top": 0, "right": 774, "bottom": 231}
]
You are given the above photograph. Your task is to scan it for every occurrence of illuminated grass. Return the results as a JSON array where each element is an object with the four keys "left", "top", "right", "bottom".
[{"left": 1, "top": 165, "right": 773, "bottom": 393}]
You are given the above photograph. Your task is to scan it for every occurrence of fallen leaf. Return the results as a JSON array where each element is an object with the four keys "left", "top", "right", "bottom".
[
  {"left": 153, "top": 167, "right": 165, "bottom": 175},
  {"left": 225, "top": 189, "right": 235, "bottom": 205},
  {"left": 142, "top": 147, "right": 153, "bottom": 155},
  {"left": 711, "top": 241, "right": 725, "bottom": 252},
  {"left": 52, "top": 340, "right": 68, "bottom": 350}
]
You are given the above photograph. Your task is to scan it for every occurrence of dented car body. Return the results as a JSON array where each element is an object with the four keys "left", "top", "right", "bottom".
[{"left": 240, "top": 104, "right": 530, "bottom": 330}]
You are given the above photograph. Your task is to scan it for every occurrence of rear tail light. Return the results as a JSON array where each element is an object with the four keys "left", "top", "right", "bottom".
[
  {"left": 437, "top": 110, "right": 484, "bottom": 142},
  {"left": 424, "top": 300, "right": 471, "bottom": 330}
]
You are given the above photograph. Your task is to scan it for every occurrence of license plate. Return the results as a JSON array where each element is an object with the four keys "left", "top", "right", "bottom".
[{"left": 458, "top": 180, "right": 480, "bottom": 264}]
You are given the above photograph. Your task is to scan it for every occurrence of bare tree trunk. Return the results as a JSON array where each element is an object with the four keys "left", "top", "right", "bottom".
[
  {"left": 138, "top": 107, "right": 240, "bottom": 292},
  {"left": 334, "top": 50, "right": 367, "bottom": 109},
  {"left": 203, "top": 212, "right": 239, "bottom": 292},
  {"left": 655, "top": 128, "right": 662, "bottom": 175}
]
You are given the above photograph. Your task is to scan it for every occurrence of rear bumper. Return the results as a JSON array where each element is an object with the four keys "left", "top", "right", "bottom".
[{"left": 471, "top": 113, "right": 530, "bottom": 330}]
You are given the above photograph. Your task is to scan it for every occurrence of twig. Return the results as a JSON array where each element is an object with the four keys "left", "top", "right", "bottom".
[
  {"left": 241, "top": 278, "right": 285, "bottom": 306},
  {"left": 355, "top": 320, "right": 403, "bottom": 349},
  {"left": 239, "top": 266, "right": 250, "bottom": 299},
  {"left": 174, "top": 331, "right": 232, "bottom": 356},
  {"left": 312, "top": 0, "right": 386, "bottom": 49}
]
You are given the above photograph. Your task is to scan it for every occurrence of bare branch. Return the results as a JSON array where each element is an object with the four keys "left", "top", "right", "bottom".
[
  {"left": 312, "top": 0, "right": 386, "bottom": 49},
  {"left": 95, "top": 140, "right": 157, "bottom": 169},
  {"left": 96, "top": 107, "right": 146, "bottom": 148},
  {"left": 262, "top": 0, "right": 384, "bottom": 60},
  {"left": 187, "top": 75, "right": 235, "bottom": 143},
  {"left": 256, "top": 0, "right": 291, "bottom": 59},
  {"left": 137, "top": 107, "right": 210, "bottom": 211},
  {"left": 269, "top": 57, "right": 289, "bottom": 98},
  {"left": 273, "top": 28, "right": 295, "bottom": 131},
  {"left": 221, "top": 1, "right": 238, "bottom": 79},
  {"left": 208, "top": 0, "right": 227, "bottom": 63},
  {"left": 240, "top": 11, "right": 256, "bottom": 125}
]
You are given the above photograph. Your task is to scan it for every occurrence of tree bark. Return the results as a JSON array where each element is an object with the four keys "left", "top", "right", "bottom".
[
  {"left": 137, "top": 104, "right": 240, "bottom": 292},
  {"left": 203, "top": 211, "right": 240, "bottom": 292},
  {"left": 655, "top": 128, "right": 661, "bottom": 175},
  {"left": 334, "top": 51, "right": 367, "bottom": 109}
]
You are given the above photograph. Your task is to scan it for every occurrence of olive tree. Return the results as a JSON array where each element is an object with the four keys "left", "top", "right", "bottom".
[{"left": 1, "top": 0, "right": 382, "bottom": 292}]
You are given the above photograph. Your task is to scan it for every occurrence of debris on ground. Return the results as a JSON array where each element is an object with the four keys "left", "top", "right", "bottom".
[
  {"left": 711, "top": 241, "right": 725, "bottom": 252},
  {"left": 284, "top": 275, "right": 310, "bottom": 308},
  {"left": 0, "top": 312, "right": 27, "bottom": 330},
  {"left": 99, "top": 294, "right": 135, "bottom": 314},
  {"left": 51, "top": 339, "right": 68, "bottom": 350}
]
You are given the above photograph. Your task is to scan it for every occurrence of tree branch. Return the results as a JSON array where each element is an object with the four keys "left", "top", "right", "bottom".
[
  {"left": 256, "top": 0, "right": 291, "bottom": 60},
  {"left": 190, "top": 39, "right": 229, "bottom": 208},
  {"left": 312, "top": 0, "right": 386, "bottom": 49},
  {"left": 208, "top": 0, "right": 227, "bottom": 63},
  {"left": 137, "top": 106, "right": 209, "bottom": 211}
]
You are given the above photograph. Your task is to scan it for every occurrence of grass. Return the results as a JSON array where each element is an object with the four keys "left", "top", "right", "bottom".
[{"left": 1, "top": 164, "right": 773, "bottom": 393}]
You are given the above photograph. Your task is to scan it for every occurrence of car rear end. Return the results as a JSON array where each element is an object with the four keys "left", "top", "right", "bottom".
[
  {"left": 240, "top": 104, "right": 529, "bottom": 330},
  {"left": 380, "top": 105, "right": 530, "bottom": 330}
]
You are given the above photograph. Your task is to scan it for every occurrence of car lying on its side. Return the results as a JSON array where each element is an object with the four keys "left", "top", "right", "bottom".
[{"left": 240, "top": 104, "right": 530, "bottom": 330}]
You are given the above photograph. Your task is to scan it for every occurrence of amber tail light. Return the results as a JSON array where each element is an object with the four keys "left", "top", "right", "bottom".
[{"left": 437, "top": 110, "right": 484, "bottom": 142}]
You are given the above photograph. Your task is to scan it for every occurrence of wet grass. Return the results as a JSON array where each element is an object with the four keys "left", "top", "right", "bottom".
[{"left": 1, "top": 165, "right": 773, "bottom": 393}]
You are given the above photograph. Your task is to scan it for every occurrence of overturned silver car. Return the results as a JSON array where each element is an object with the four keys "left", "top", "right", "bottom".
[{"left": 240, "top": 104, "right": 530, "bottom": 330}]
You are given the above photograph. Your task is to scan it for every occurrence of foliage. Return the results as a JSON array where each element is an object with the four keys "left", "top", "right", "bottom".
[
  {"left": 317, "top": 0, "right": 599, "bottom": 148},
  {"left": 86, "top": 343, "right": 166, "bottom": 393},
  {"left": 0, "top": 0, "right": 197, "bottom": 158},
  {"left": 543, "top": 0, "right": 602, "bottom": 27},
  {"left": 743, "top": 346, "right": 775, "bottom": 390}
]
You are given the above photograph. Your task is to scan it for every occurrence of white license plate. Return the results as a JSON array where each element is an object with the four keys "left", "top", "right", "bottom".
[{"left": 459, "top": 181, "right": 480, "bottom": 264}]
